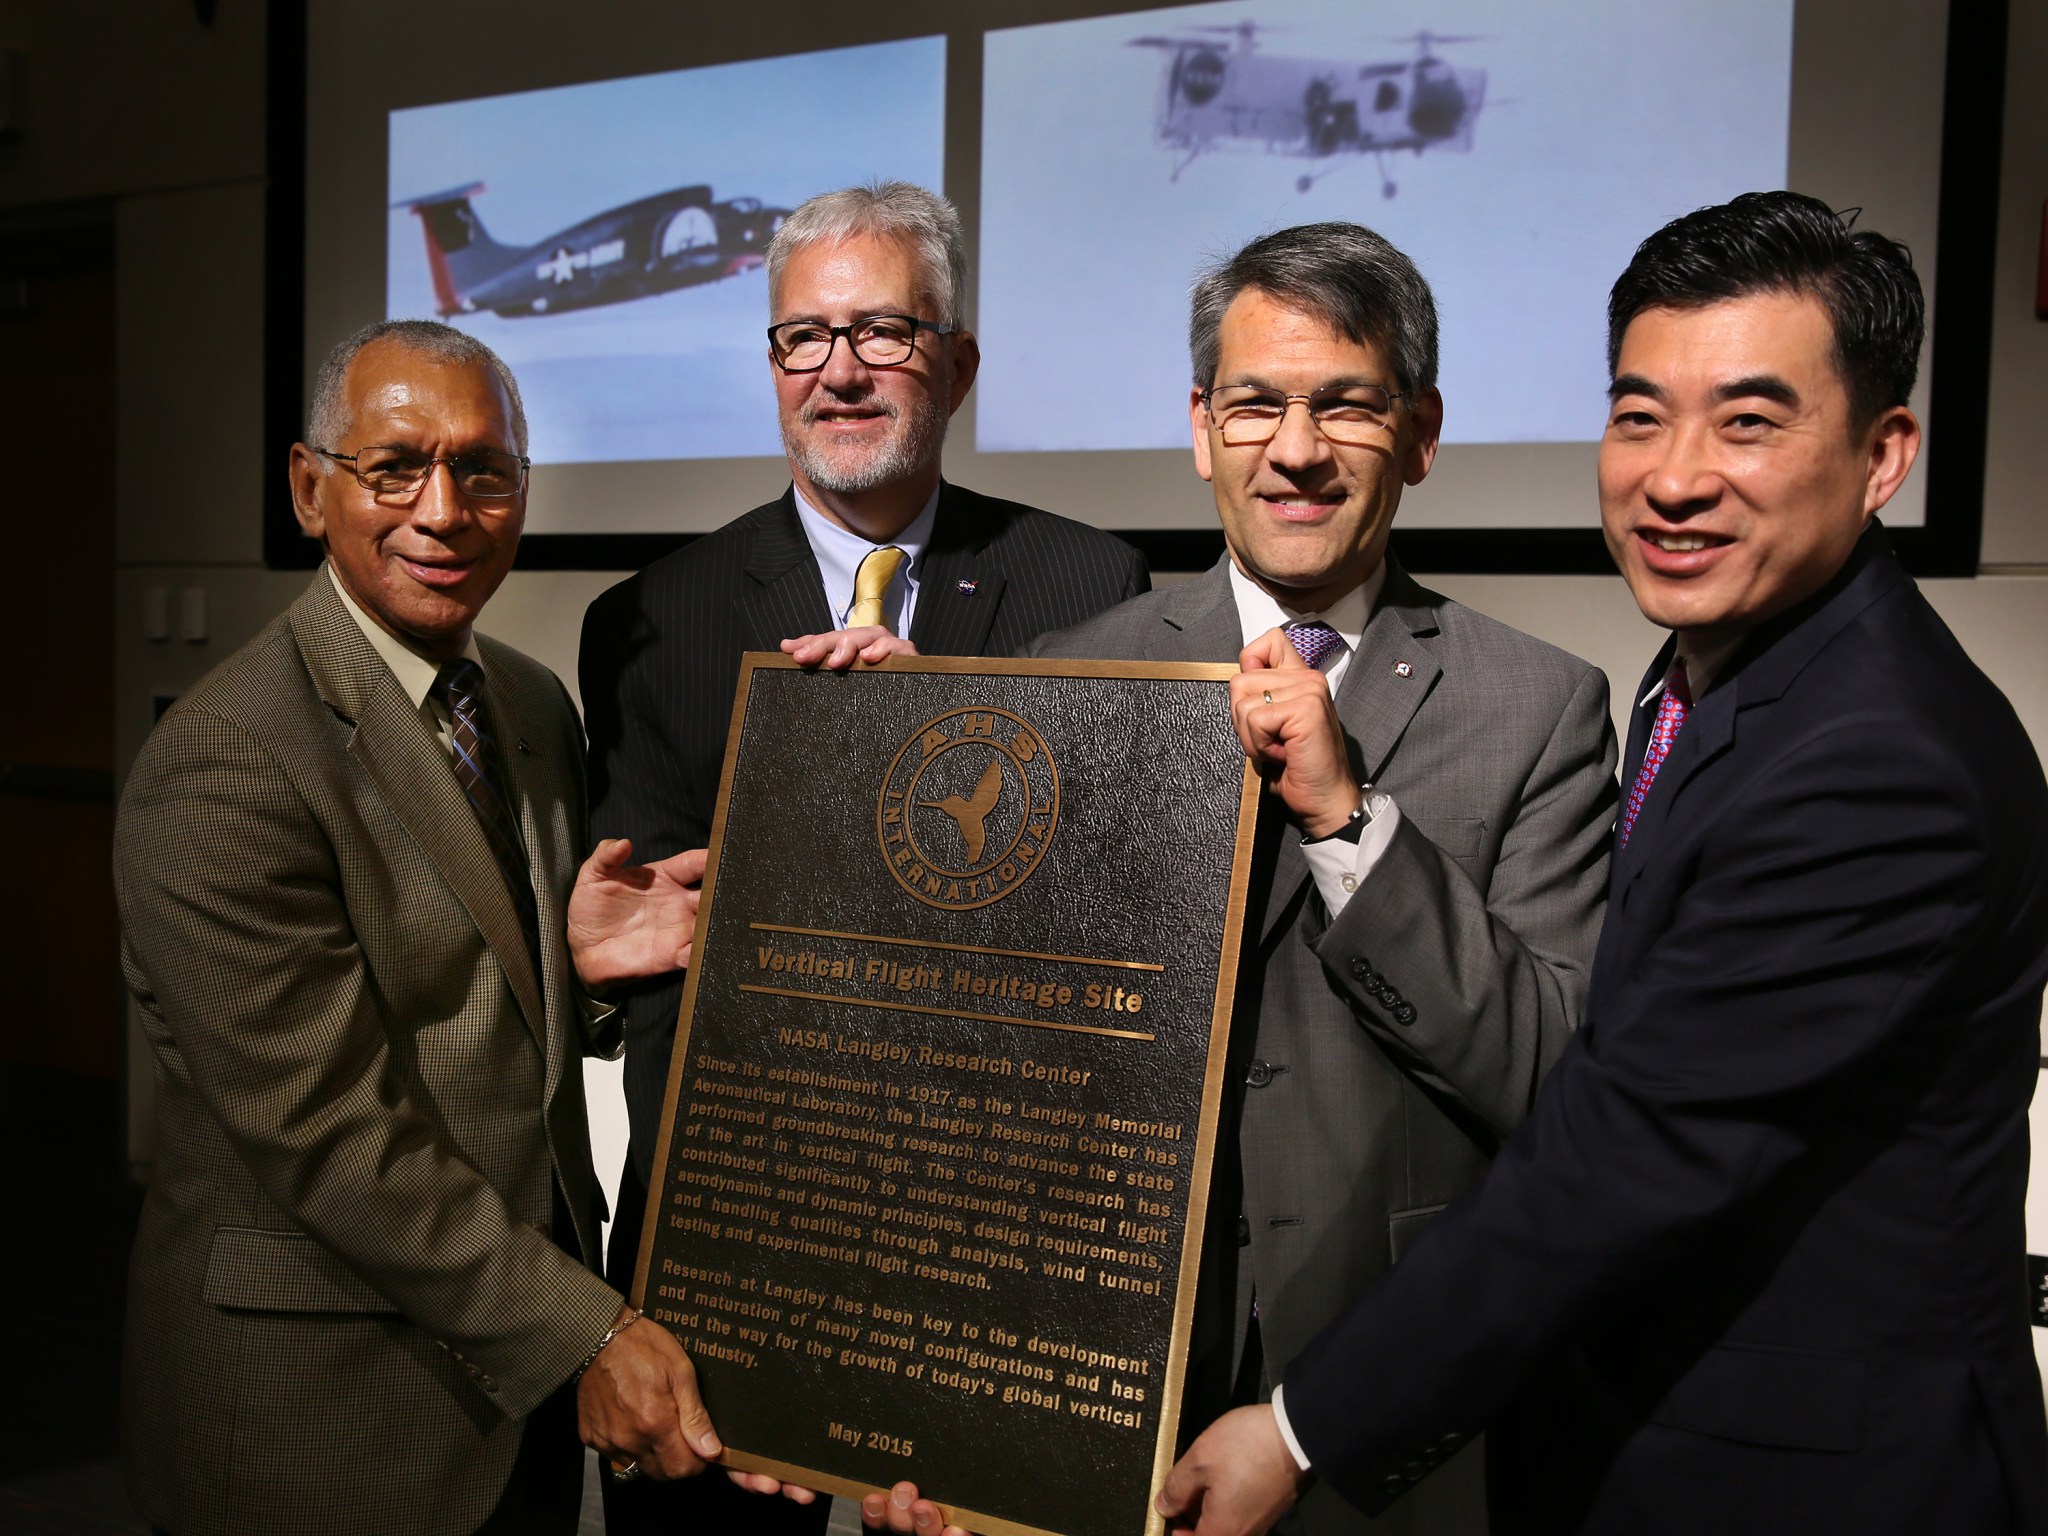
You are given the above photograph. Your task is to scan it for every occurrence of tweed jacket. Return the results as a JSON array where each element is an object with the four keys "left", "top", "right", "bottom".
[
  {"left": 114, "top": 571, "right": 624, "bottom": 1536},
  {"left": 1029, "top": 554, "right": 1617, "bottom": 1536}
]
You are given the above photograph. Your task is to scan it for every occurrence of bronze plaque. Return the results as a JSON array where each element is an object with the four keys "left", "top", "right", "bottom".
[{"left": 633, "top": 656, "right": 1258, "bottom": 1536}]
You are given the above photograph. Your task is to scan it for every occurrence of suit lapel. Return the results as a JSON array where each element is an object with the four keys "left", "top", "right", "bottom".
[
  {"left": 1610, "top": 525, "right": 1907, "bottom": 892},
  {"left": 911, "top": 484, "right": 1006, "bottom": 657},
  {"left": 1158, "top": 557, "right": 1243, "bottom": 663},
  {"left": 737, "top": 491, "right": 835, "bottom": 650},
  {"left": 291, "top": 575, "right": 547, "bottom": 1055},
  {"left": 1615, "top": 672, "right": 1735, "bottom": 879},
  {"left": 1333, "top": 562, "right": 1441, "bottom": 783},
  {"left": 476, "top": 642, "right": 568, "bottom": 1081}
]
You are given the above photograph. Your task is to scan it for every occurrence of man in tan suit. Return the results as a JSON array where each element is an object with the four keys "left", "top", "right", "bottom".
[{"left": 114, "top": 320, "right": 765, "bottom": 1534}]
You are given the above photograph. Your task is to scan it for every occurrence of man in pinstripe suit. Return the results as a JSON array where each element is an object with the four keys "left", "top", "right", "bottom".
[
  {"left": 579, "top": 183, "right": 1148, "bottom": 1534},
  {"left": 115, "top": 322, "right": 759, "bottom": 1535}
]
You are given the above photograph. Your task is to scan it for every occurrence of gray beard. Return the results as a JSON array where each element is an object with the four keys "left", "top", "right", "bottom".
[{"left": 781, "top": 391, "right": 949, "bottom": 496}]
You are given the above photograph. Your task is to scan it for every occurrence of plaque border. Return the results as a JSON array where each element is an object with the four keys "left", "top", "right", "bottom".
[{"left": 633, "top": 653, "right": 1262, "bottom": 1536}]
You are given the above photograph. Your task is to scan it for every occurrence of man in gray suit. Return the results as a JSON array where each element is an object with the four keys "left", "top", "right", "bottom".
[{"left": 1026, "top": 223, "right": 1618, "bottom": 1536}]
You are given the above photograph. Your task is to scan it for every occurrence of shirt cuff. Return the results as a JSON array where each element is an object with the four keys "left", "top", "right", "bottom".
[
  {"left": 1270, "top": 1383, "right": 1314, "bottom": 1472},
  {"left": 1303, "top": 792, "right": 1400, "bottom": 918}
]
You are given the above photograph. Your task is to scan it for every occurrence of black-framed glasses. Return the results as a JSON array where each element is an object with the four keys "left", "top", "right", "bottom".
[
  {"left": 1200, "top": 383, "right": 1410, "bottom": 447},
  {"left": 315, "top": 446, "right": 529, "bottom": 500},
  {"left": 767, "top": 313, "right": 957, "bottom": 373}
]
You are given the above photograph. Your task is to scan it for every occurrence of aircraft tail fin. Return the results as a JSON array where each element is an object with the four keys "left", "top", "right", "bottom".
[{"left": 392, "top": 183, "right": 507, "bottom": 315}]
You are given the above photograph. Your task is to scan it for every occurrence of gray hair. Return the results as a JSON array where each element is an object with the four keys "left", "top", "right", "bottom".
[
  {"left": 764, "top": 181, "right": 968, "bottom": 329},
  {"left": 306, "top": 318, "right": 529, "bottom": 456},
  {"left": 1188, "top": 222, "right": 1439, "bottom": 396}
]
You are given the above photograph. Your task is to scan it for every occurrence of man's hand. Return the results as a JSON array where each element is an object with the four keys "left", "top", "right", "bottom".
[
  {"left": 725, "top": 1468, "right": 821, "bottom": 1504},
  {"left": 860, "top": 1479, "right": 971, "bottom": 1535},
  {"left": 567, "top": 840, "right": 706, "bottom": 989},
  {"left": 1231, "top": 629, "right": 1361, "bottom": 838},
  {"left": 576, "top": 1309, "right": 720, "bottom": 1480},
  {"left": 781, "top": 626, "right": 920, "bottom": 670},
  {"left": 1156, "top": 1405, "right": 1309, "bottom": 1536}
]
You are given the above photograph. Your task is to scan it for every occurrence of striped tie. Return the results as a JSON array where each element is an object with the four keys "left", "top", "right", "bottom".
[
  {"left": 432, "top": 660, "right": 541, "bottom": 965},
  {"left": 1619, "top": 660, "right": 1692, "bottom": 849}
]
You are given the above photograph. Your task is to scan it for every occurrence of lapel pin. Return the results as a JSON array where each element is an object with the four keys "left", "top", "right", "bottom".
[
  {"left": 956, "top": 579, "right": 979, "bottom": 596},
  {"left": 1394, "top": 661, "right": 1413, "bottom": 677}
]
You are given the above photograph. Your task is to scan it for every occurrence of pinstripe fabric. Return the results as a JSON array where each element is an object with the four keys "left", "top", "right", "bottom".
[
  {"left": 1029, "top": 556, "right": 1617, "bottom": 1536},
  {"left": 114, "top": 572, "right": 625, "bottom": 1536},
  {"left": 580, "top": 482, "right": 1151, "bottom": 1179}
]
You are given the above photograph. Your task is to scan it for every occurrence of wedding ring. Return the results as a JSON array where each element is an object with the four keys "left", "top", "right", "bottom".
[
  {"left": 610, "top": 1456, "right": 644, "bottom": 1483},
  {"left": 1262, "top": 689, "right": 1274, "bottom": 705}
]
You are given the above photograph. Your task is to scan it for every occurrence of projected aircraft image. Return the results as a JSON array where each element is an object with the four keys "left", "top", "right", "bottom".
[
  {"left": 1137, "top": 22, "right": 1487, "bottom": 197},
  {"left": 397, "top": 182, "right": 790, "bottom": 318},
  {"left": 387, "top": 37, "right": 944, "bottom": 465},
  {"left": 979, "top": 0, "right": 1791, "bottom": 454}
]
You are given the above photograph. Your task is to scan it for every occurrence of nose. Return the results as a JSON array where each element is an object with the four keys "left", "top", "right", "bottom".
[
  {"left": 409, "top": 460, "right": 473, "bottom": 535},
  {"left": 817, "top": 331, "right": 874, "bottom": 394},
  {"left": 1265, "top": 397, "right": 1334, "bottom": 473},
  {"left": 1641, "top": 419, "right": 1722, "bottom": 516}
]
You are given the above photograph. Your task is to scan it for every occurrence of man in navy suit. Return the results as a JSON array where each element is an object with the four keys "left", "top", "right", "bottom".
[
  {"left": 579, "top": 181, "right": 1145, "bottom": 1535},
  {"left": 1156, "top": 192, "right": 2048, "bottom": 1536}
]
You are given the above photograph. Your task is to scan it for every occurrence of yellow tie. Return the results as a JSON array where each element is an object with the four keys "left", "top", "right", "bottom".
[{"left": 848, "top": 546, "right": 907, "bottom": 631}]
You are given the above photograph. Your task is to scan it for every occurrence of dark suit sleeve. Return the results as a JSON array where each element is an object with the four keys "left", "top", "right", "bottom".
[
  {"left": 1316, "top": 662, "right": 1616, "bottom": 1139},
  {"left": 114, "top": 708, "right": 624, "bottom": 1420},
  {"left": 1283, "top": 715, "right": 2016, "bottom": 1510},
  {"left": 579, "top": 581, "right": 705, "bottom": 1179}
]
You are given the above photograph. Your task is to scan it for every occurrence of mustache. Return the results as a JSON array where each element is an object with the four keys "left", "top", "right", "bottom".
[{"left": 800, "top": 388, "right": 899, "bottom": 428}]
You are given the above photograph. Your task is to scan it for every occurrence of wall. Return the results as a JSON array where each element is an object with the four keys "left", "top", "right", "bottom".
[{"left": 2, "top": 0, "right": 2043, "bottom": 1369}]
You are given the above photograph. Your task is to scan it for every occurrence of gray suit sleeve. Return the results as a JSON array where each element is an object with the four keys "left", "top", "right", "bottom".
[{"left": 1314, "top": 662, "right": 1617, "bottom": 1139}]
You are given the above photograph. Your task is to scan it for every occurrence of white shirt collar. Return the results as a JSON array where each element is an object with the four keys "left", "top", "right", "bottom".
[
  {"left": 326, "top": 564, "right": 479, "bottom": 708},
  {"left": 790, "top": 483, "right": 942, "bottom": 633},
  {"left": 1637, "top": 631, "right": 1747, "bottom": 709},
  {"left": 1226, "top": 557, "right": 1385, "bottom": 687}
]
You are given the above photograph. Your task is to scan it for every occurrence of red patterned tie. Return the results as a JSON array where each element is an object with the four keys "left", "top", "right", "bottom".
[
  {"left": 1286, "top": 620, "right": 1344, "bottom": 671},
  {"left": 1620, "top": 660, "right": 1692, "bottom": 849}
]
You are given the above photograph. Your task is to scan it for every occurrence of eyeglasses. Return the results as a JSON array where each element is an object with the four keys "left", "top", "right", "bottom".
[
  {"left": 315, "top": 447, "right": 529, "bottom": 500},
  {"left": 1200, "top": 384, "right": 1410, "bottom": 447},
  {"left": 767, "top": 314, "right": 957, "bottom": 373}
]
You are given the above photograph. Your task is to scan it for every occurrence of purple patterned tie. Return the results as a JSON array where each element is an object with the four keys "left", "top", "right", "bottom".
[
  {"left": 432, "top": 660, "right": 541, "bottom": 962},
  {"left": 1620, "top": 660, "right": 1692, "bottom": 849},
  {"left": 1286, "top": 620, "right": 1345, "bottom": 671}
]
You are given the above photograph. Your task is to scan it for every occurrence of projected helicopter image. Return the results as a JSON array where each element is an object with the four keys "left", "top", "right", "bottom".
[
  {"left": 1135, "top": 23, "right": 1487, "bottom": 196},
  {"left": 394, "top": 181, "right": 791, "bottom": 319},
  {"left": 978, "top": 0, "right": 1790, "bottom": 455}
]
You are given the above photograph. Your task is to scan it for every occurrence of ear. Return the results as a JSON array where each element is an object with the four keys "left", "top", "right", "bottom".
[
  {"left": 945, "top": 329, "right": 980, "bottom": 414},
  {"left": 288, "top": 443, "right": 330, "bottom": 543},
  {"left": 1190, "top": 387, "right": 1215, "bottom": 484},
  {"left": 1861, "top": 405, "right": 1920, "bottom": 517},
  {"left": 1402, "top": 387, "right": 1443, "bottom": 487}
]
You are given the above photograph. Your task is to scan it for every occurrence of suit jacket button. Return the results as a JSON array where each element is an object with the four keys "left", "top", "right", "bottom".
[
  {"left": 1394, "top": 1003, "right": 1417, "bottom": 1026},
  {"left": 1235, "top": 1215, "right": 1251, "bottom": 1246},
  {"left": 1383, "top": 1474, "right": 1407, "bottom": 1493},
  {"left": 1350, "top": 958, "right": 1374, "bottom": 981},
  {"left": 1245, "top": 1060, "right": 1282, "bottom": 1088}
]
